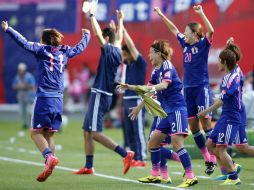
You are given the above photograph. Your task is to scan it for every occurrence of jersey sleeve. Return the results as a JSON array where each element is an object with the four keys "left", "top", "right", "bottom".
[
  {"left": 219, "top": 74, "right": 240, "bottom": 100},
  {"left": 148, "top": 69, "right": 157, "bottom": 85},
  {"left": 161, "top": 61, "right": 172, "bottom": 84},
  {"left": 6, "top": 27, "right": 43, "bottom": 54},
  {"left": 176, "top": 32, "right": 186, "bottom": 49},
  {"left": 67, "top": 32, "right": 91, "bottom": 58}
]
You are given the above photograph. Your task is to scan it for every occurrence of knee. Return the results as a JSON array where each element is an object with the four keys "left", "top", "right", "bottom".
[
  {"left": 148, "top": 140, "right": 159, "bottom": 150},
  {"left": 235, "top": 146, "right": 247, "bottom": 154}
]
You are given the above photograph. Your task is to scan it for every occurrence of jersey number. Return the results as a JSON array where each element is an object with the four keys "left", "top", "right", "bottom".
[
  {"left": 184, "top": 53, "right": 192, "bottom": 63},
  {"left": 49, "top": 54, "right": 64, "bottom": 73},
  {"left": 218, "top": 133, "right": 224, "bottom": 143}
]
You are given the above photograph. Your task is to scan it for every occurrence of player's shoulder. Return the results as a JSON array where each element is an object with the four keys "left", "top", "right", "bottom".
[{"left": 162, "top": 60, "right": 173, "bottom": 70}]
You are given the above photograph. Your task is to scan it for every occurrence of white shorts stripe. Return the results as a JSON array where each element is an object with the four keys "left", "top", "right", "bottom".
[{"left": 92, "top": 93, "right": 101, "bottom": 131}]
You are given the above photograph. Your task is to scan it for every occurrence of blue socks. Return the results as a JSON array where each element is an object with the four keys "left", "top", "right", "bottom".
[
  {"left": 42, "top": 148, "right": 52, "bottom": 159},
  {"left": 150, "top": 147, "right": 161, "bottom": 165},
  {"left": 85, "top": 155, "right": 94, "bottom": 169},
  {"left": 204, "top": 129, "right": 213, "bottom": 140},
  {"left": 193, "top": 130, "right": 206, "bottom": 149},
  {"left": 114, "top": 145, "right": 127, "bottom": 158},
  {"left": 177, "top": 147, "right": 192, "bottom": 170}
]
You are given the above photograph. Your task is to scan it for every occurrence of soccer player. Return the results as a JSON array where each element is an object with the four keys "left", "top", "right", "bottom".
[
  {"left": 73, "top": 7, "right": 134, "bottom": 175},
  {"left": 121, "top": 26, "right": 147, "bottom": 167},
  {"left": 118, "top": 40, "right": 198, "bottom": 188},
  {"left": 1, "top": 21, "right": 91, "bottom": 182},
  {"left": 212, "top": 38, "right": 254, "bottom": 181},
  {"left": 198, "top": 48, "right": 242, "bottom": 185},
  {"left": 154, "top": 5, "right": 216, "bottom": 174}
]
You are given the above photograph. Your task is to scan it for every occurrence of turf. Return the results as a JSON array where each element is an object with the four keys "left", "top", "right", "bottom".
[{"left": 0, "top": 120, "right": 254, "bottom": 190}]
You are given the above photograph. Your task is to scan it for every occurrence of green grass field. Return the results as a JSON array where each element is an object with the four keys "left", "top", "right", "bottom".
[{"left": 0, "top": 119, "right": 254, "bottom": 190}]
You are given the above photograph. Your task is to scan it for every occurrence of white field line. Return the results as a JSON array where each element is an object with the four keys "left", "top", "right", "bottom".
[{"left": 0, "top": 156, "right": 185, "bottom": 190}]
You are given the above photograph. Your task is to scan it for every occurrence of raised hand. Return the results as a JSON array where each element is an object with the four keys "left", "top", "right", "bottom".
[
  {"left": 109, "top": 19, "right": 116, "bottom": 32},
  {"left": 116, "top": 10, "right": 124, "bottom": 20},
  {"left": 193, "top": 5, "right": 203, "bottom": 15},
  {"left": 153, "top": 7, "right": 163, "bottom": 16},
  {"left": 226, "top": 37, "right": 234, "bottom": 45},
  {"left": 1, "top": 21, "right": 8, "bottom": 31}
]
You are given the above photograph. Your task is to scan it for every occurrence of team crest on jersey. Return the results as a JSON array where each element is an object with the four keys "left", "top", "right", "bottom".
[
  {"left": 183, "top": 47, "right": 187, "bottom": 53},
  {"left": 191, "top": 47, "right": 198, "bottom": 54}
]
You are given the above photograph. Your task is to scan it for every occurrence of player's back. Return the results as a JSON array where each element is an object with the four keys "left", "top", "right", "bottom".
[
  {"left": 36, "top": 45, "right": 70, "bottom": 97},
  {"left": 92, "top": 43, "right": 122, "bottom": 94}
]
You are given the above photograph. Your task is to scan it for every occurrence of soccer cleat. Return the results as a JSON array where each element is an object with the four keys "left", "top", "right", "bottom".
[
  {"left": 36, "top": 155, "right": 59, "bottom": 182},
  {"left": 177, "top": 177, "right": 198, "bottom": 188},
  {"left": 234, "top": 163, "right": 242, "bottom": 174},
  {"left": 159, "top": 176, "right": 172, "bottom": 184},
  {"left": 138, "top": 175, "right": 161, "bottom": 183},
  {"left": 205, "top": 161, "right": 216, "bottom": 175},
  {"left": 212, "top": 175, "right": 228, "bottom": 181},
  {"left": 130, "top": 160, "right": 147, "bottom": 168},
  {"left": 123, "top": 151, "right": 134, "bottom": 174},
  {"left": 220, "top": 178, "right": 241, "bottom": 185},
  {"left": 72, "top": 167, "right": 95, "bottom": 175}
]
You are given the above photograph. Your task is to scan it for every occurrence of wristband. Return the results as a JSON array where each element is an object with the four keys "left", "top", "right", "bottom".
[{"left": 90, "top": 14, "right": 94, "bottom": 18}]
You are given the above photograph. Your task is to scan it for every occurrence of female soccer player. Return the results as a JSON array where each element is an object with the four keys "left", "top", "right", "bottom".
[
  {"left": 198, "top": 47, "right": 242, "bottom": 185},
  {"left": 212, "top": 38, "right": 254, "bottom": 181},
  {"left": 1, "top": 21, "right": 90, "bottom": 182},
  {"left": 118, "top": 40, "right": 198, "bottom": 188},
  {"left": 154, "top": 5, "right": 216, "bottom": 174}
]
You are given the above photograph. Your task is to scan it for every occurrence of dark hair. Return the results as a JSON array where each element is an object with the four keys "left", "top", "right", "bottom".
[
  {"left": 151, "top": 40, "right": 173, "bottom": 60},
  {"left": 102, "top": 27, "right": 115, "bottom": 44},
  {"left": 121, "top": 44, "right": 130, "bottom": 53},
  {"left": 225, "top": 43, "right": 241, "bottom": 62},
  {"left": 187, "top": 22, "right": 204, "bottom": 39},
  {"left": 219, "top": 49, "right": 237, "bottom": 71},
  {"left": 42, "top": 29, "right": 63, "bottom": 46}
]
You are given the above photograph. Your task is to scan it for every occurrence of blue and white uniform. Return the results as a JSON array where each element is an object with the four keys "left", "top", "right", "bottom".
[
  {"left": 83, "top": 44, "right": 122, "bottom": 132},
  {"left": 6, "top": 27, "right": 91, "bottom": 132},
  {"left": 149, "top": 60, "right": 188, "bottom": 136},
  {"left": 122, "top": 54, "right": 147, "bottom": 161},
  {"left": 234, "top": 65, "right": 248, "bottom": 145},
  {"left": 209, "top": 69, "right": 241, "bottom": 146},
  {"left": 177, "top": 33, "right": 212, "bottom": 118}
]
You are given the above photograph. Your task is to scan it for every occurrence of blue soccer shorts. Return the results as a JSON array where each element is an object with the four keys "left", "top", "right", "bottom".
[
  {"left": 83, "top": 91, "right": 112, "bottom": 132},
  {"left": 155, "top": 109, "right": 189, "bottom": 137},
  {"left": 31, "top": 97, "right": 63, "bottom": 132},
  {"left": 184, "top": 85, "right": 212, "bottom": 119},
  {"left": 209, "top": 115, "right": 241, "bottom": 146}
]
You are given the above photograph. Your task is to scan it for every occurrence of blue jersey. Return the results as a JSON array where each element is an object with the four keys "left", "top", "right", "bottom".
[
  {"left": 177, "top": 32, "right": 211, "bottom": 87},
  {"left": 6, "top": 27, "right": 91, "bottom": 98},
  {"left": 149, "top": 60, "right": 186, "bottom": 113},
  {"left": 219, "top": 70, "right": 241, "bottom": 121},
  {"left": 123, "top": 54, "right": 147, "bottom": 99},
  {"left": 92, "top": 44, "right": 122, "bottom": 95}
]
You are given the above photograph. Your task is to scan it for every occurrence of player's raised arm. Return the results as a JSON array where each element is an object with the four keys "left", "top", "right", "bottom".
[
  {"left": 193, "top": 5, "right": 214, "bottom": 40},
  {"left": 114, "top": 10, "right": 124, "bottom": 48},
  {"left": 67, "top": 29, "right": 91, "bottom": 58},
  {"left": 2, "top": 21, "right": 42, "bottom": 54},
  {"left": 89, "top": 4, "right": 105, "bottom": 47},
  {"left": 153, "top": 7, "right": 179, "bottom": 37},
  {"left": 123, "top": 26, "right": 139, "bottom": 60}
]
